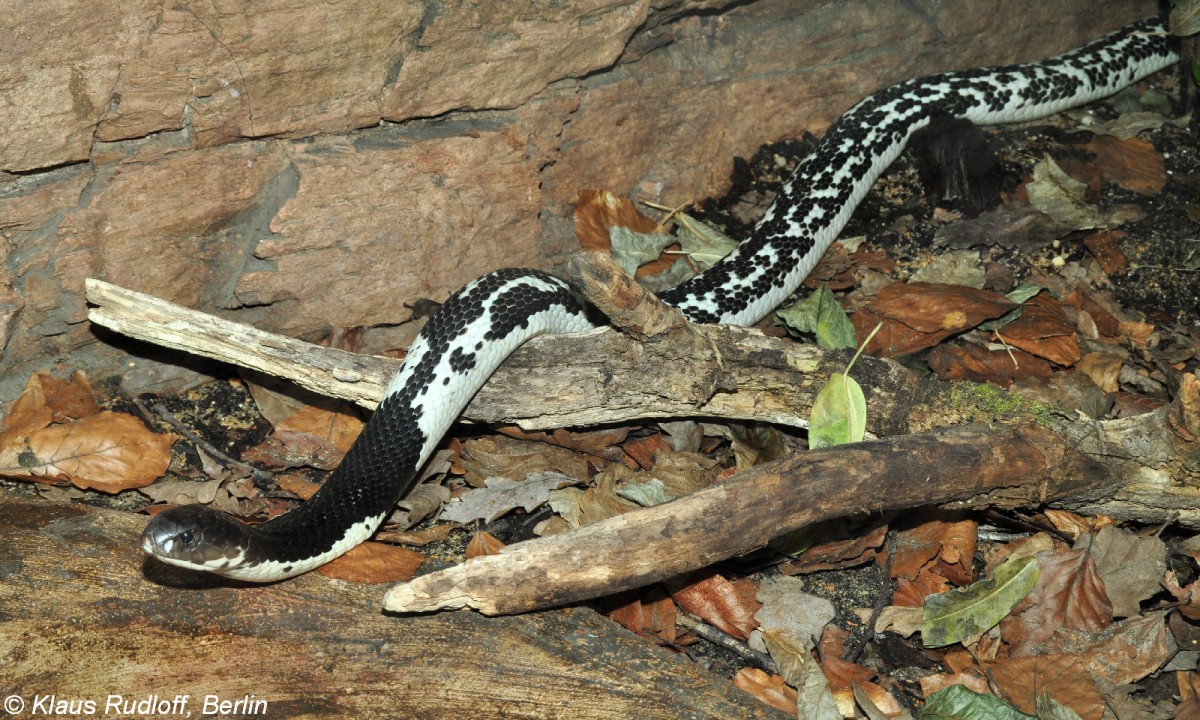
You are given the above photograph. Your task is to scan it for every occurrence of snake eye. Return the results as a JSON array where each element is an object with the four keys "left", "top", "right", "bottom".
[{"left": 179, "top": 529, "right": 196, "bottom": 546}]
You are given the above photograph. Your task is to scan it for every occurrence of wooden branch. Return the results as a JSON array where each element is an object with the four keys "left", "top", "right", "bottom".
[
  {"left": 380, "top": 423, "right": 1084, "bottom": 614},
  {"left": 85, "top": 276, "right": 923, "bottom": 432},
  {"left": 0, "top": 488, "right": 785, "bottom": 719}
]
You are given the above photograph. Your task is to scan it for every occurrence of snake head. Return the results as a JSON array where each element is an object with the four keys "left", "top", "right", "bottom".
[{"left": 141, "top": 506, "right": 254, "bottom": 574}]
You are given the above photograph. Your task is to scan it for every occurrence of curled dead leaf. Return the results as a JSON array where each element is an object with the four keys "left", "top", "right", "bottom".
[
  {"left": 0, "top": 411, "right": 177, "bottom": 493},
  {"left": 317, "top": 541, "right": 424, "bottom": 584}
]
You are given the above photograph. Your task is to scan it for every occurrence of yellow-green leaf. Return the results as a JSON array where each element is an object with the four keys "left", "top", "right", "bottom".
[
  {"left": 809, "top": 372, "right": 866, "bottom": 449},
  {"left": 922, "top": 555, "right": 1040, "bottom": 648}
]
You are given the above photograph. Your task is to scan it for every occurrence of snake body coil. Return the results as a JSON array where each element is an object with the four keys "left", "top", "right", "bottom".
[{"left": 143, "top": 19, "right": 1178, "bottom": 581}]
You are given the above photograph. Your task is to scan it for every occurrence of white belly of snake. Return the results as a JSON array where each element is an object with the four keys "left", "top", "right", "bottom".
[{"left": 142, "top": 19, "right": 1178, "bottom": 582}]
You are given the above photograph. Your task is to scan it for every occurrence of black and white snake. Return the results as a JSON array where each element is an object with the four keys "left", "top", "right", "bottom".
[{"left": 143, "top": 19, "right": 1178, "bottom": 582}]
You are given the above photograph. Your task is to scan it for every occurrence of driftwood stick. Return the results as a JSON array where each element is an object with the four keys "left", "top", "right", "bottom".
[
  {"left": 85, "top": 276, "right": 918, "bottom": 432},
  {"left": 382, "top": 423, "right": 1083, "bottom": 614}
]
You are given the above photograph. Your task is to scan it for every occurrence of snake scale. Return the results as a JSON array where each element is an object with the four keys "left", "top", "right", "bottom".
[{"left": 143, "top": 18, "right": 1178, "bottom": 581}]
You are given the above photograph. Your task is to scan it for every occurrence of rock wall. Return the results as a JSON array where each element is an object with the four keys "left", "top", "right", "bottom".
[{"left": 0, "top": 0, "right": 1158, "bottom": 404}]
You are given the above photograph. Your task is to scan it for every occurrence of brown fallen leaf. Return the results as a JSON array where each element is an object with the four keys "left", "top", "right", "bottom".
[
  {"left": 275, "top": 473, "right": 321, "bottom": 500},
  {"left": 892, "top": 569, "right": 951, "bottom": 607},
  {"left": 1001, "top": 545, "right": 1113, "bottom": 657},
  {"left": 317, "top": 540, "right": 424, "bottom": 583},
  {"left": 1041, "top": 509, "right": 1116, "bottom": 542},
  {"left": 1119, "top": 319, "right": 1156, "bottom": 348},
  {"left": 919, "top": 670, "right": 989, "bottom": 697},
  {"left": 892, "top": 516, "right": 977, "bottom": 587},
  {"left": 1033, "top": 611, "right": 1173, "bottom": 686},
  {"left": 1161, "top": 571, "right": 1200, "bottom": 622},
  {"left": 0, "top": 410, "right": 177, "bottom": 493},
  {"left": 1082, "top": 135, "right": 1167, "bottom": 195},
  {"left": 622, "top": 433, "right": 669, "bottom": 470},
  {"left": 1113, "top": 392, "right": 1168, "bottom": 418},
  {"left": 458, "top": 435, "right": 593, "bottom": 489},
  {"left": 549, "top": 465, "right": 641, "bottom": 528},
  {"left": 465, "top": 530, "right": 506, "bottom": 559},
  {"left": 241, "top": 429, "right": 344, "bottom": 471},
  {"left": 927, "top": 341, "right": 1053, "bottom": 387},
  {"left": 732, "top": 668, "right": 796, "bottom": 715},
  {"left": 1179, "top": 671, "right": 1200, "bottom": 712},
  {"left": 801, "top": 241, "right": 855, "bottom": 290},
  {"left": 1077, "top": 352, "right": 1123, "bottom": 394},
  {"left": 1080, "top": 525, "right": 1166, "bottom": 618},
  {"left": 573, "top": 189, "right": 660, "bottom": 251},
  {"left": 851, "top": 282, "right": 1016, "bottom": 357},
  {"left": 1063, "top": 285, "right": 1123, "bottom": 337},
  {"left": 817, "top": 625, "right": 874, "bottom": 690},
  {"left": 997, "top": 292, "right": 1081, "bottom": 367},
  {"left": 602, "top": 587, "right": 677, "bottom": 644},
  {"left": 275, "top": 401, "right": 364, "bottom": 455},
  {"left": 988, "top": 653, "right": 1106, "bottom": 720},
  {"left": 375, "top": 523, "right": 453, "bottom": 546},
  {"left": 495, "top": 424, "right": 630, "bottom": 464},
  {"left": 778, "top": 524, "right": 886, "bottom": 575},
  {"left": 669, "top": 573, "right": 760, "bottom": 642},
  {"left": 573, "top": 189, "right": 678, "bottom": 278},
  {"left": 2, "top": 371, "right": 102, "bottom": 435}
]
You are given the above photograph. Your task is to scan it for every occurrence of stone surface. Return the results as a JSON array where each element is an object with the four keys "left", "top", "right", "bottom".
[{"left": 0, "top": 0, "right": 1162, "bottom": 405}]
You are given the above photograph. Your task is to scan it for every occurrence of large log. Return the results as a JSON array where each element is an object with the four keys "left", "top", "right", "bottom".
[{"left": 0, "top": 488, "right": 785, "bottom": 719}]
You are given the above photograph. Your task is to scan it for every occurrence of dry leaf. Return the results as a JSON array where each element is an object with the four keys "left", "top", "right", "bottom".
[
  {"left": 817, "top": 625, "right": 875, "bottom": 690},
  {"left": 1041, "top": 510, "right": 1116, "bottom": 542},
  {"left": 1080, "top": 526, "right": 1166, "bottom": 618},
  {"left": 465, "top": 531, "right": 506, "bottom": 559},
  {"left": 1033, "top": 611, "right": 1173, "bottom": 686},
  {"left": 927, "top": 341, "right": 1053, "bottom": 387},
  {"left": 2, "top": 371, "right": 102, "bottom": 435},
  {"left": 998, "top": 292, "right": 1081, "bottom": 366},
  {"left": 988, "top": 653, "right": 1106, "bottom": 720},
  {"left": 852, "top": 282, "right": 1016, "bottom": 357},
  {"left": 754, "top": 575, "right": 835, "bottom": 647},
  {"left": 892, "top": 517, "right": 978, "bottom": 586},
  {"left": 459, "top": 435, "right": 592, "bottom": 489},
  {"left": 920, "top": 670, "right": 990, "bottom": 698},
  {"left": 869, "top": 606, "right": 922, "bottom": 637},
  {"left": 622, "top": 433, "right": 669, "bottom": 469},
  {"left": 779, "top": 524, "right": 887, "bottom": 574},
  {"left": 376, "top": 523, "right": 453, "bottom": 546},
  {"left": 1082, "top": 136, "right": 1167, "bottom": 195},
  {"left": 670, "top": 573, "right": 761, "bottom": 642},
  {"left": 603, "top": 588, "right": 677, "bottom": 643},
  {"left": 275, "top": 473, "right": 321, "bottom": 500},
  {"left": 241, "top": 430, "right": 343, "bottom": 471},
  {"left": 1162, "top": 571, "right": 1200, "bottom": 622},
  {"left": 1077, "top": 352, "right": 1122, "bottom": 394},
  {"left": 0, "top": 411, "right": 177, "bottom": 492},
  {"left": 849, "top": 681, "right": 905, "bottom": 718},
  {"left": 892, "top": 569, "right": 951, "bottom": 607},
  {"left": 139, "top": 477, "right": 224, "bottom": 505},
  {"left": 1001, "top": 546, "right": 1113, "bottom": 657},
  {"left": 275, "top": 401, "right": 364, "bottom": 455},
  {"left": 495, "top": 424, "right": 629, "bottom": 463},
  {"left": 573, "top": 189, "right": 660, "bottom": 252},
  {"left": 1063, "top": 286, "right": 1122, "bottom": 337},
  {"left": 732, "top": 668, "right": 796, "bottom": 714},
  {"left": 317, "top": 541, "right": 424, "bottom": 583},
  {"left": 439, "top": 472, "right": 576, "bottom": 524}
]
